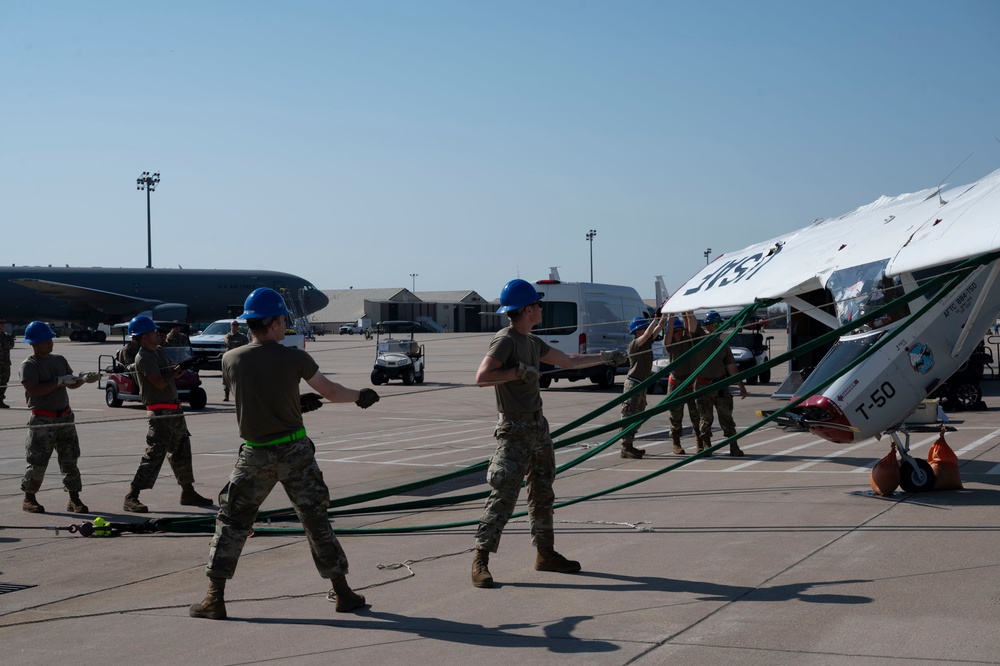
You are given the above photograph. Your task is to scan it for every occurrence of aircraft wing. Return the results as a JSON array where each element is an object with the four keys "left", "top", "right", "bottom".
[
  {"left": 11, "top": 279, "right": 163, "bottom": 316},
  {"left": 662, "top": 168, "right": 1000, "bottom": 313}
]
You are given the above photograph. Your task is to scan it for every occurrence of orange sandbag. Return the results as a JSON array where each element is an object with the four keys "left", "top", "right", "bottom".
[
  {"left": 870, "top": 443, "right": 900, "bottom": 496},
  {"left": 928, "top": 429, "right": 963, "bottom": 490}
]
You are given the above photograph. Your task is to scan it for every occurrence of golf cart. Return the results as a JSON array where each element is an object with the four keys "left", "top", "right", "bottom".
[
  {"left": 99, "top": 324, "right": 208, "bottom": 409},
  {"left": 370, "top": 320, "right": 425, "bottom": 386}
]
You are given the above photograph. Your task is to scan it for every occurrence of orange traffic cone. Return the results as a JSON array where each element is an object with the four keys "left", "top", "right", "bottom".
[
  {"left": 928, "top": 427, "right": 963, "bottom": 490},
  {"left": 870, "top": 442, "right": 900, "bottom": 496}
]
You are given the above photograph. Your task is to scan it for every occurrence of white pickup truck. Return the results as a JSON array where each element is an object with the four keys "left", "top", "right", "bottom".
[{"left": 190, "top": 319, "right": 304, "bottom": 369}]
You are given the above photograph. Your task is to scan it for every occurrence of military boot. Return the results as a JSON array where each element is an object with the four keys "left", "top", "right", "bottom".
[
  {"left": 697, "top": 435, "right": 713, "bottom": 457},
  {"left": 535, "top": 547, "right": 581, "bottom": 573},
  {"left": 729, "top": 442, "right": 745, "bottom": 457},
  {"left": 22, "top": 493, "right": 45, "bottom": 513},
  {"left": 189, "top": 577, "right": 227, "bottom": 620},
  {"left": 328, "top": 575, "right": 366, "bottom": 612},
  {"left": 66, "top": 492, "right": 89, "bottom": 513},
  {"left": 671, "top": 434, "right": 686, "bottom": 455},
  {"left": 471, "top": 548, "right": 494, "bottom": 588},
  {"left": 123, "top": 487, "right": 148, "bottom": 513},
  {"left": 180, "top": 484, "right": 213, "bottom": 506},
  {"left": 620, "top": 443, "right": 645, "bottom": 459}
]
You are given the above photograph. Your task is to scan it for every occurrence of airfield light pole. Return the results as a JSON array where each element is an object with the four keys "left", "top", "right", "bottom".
[
  {"left": 704, "top": 247, "right": 712, "bottom": 265},
  {"left": 136, "top": 171, "right": 161, "bottom": 269},
  {"left": 410, "top": 273, "right": 418, "bottom": 292},
  {"left": 587, "top": 229, "right": 597, "bottom": 282}
]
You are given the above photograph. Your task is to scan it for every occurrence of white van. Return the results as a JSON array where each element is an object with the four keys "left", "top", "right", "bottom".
[{"left": 533, "top": 278, "right": 654, "bottom": 388}]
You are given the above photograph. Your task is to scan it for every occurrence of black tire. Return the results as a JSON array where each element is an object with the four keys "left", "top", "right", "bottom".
[
  {"left": 954, "top": 383, "right": 982, "bottom": 411},
  {"left": 371, "top": 369, "right": 386, "bottom": 385},
  {"left": 415, "top": 369, "right": 425, "bottom": 384},
  {"left": 899, "top": 458, "right": 936, "bottom": 492},
  {"left": 539, "top": 377, "right": 552, "bottom": 389},
  {"left": 596, "top": 366, "right": 615, "bottom": 388},
  {"left": 95, "top": 330, "right": 107, "bottom": 342},
  {"left": 106, "top": 384, "right": 123, "bottom": 408},
  {"left": 758, "top": 367, "right": 771, "bottom": 384},
  {"left": 402, "top": 369, "right": 415, "bottom": 386},
  {"left": 746, "top": 366, "right": 758, "bottom": 385},
  {"left": 70, "top": 330, "right": 81, "bottom": 342},
  {"left": 187, "top": 387, "right": 207, "bottom": 410}
]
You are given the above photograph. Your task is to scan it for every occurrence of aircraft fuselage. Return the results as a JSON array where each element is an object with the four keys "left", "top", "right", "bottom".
[{"left": 0, "top": 266, "right": 329, "bottom": 325}]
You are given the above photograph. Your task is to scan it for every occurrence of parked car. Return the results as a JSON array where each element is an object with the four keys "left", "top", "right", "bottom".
[
  {"left": 190, "top": 319, "right": 303, "bottom": 369},
  {"left": 339, "top": 323, "right": 364, "bottom": 335}
]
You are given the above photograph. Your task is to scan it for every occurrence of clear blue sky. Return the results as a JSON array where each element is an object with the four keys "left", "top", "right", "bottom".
[{"left": 2, "top": 1, "right": 998, "bottom": 301}]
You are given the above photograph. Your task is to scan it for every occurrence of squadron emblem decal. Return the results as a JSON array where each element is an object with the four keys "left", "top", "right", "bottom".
[{"left": 906, "top": 342, "right": 934, "bottom": 374}]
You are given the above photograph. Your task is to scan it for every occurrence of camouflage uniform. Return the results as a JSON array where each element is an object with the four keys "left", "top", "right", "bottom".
[
  {"left": 620, "top": 335, "right": 654, "bottom": 448},
  {"left": 205, "top": 340, "right": 351, "bottom": 580},
  {"left": 165, "top": 329, "right": 190, "bottom": 347},
  {"left": 475, "top": 327, "right": 557, "bottom": 552},
  {"left": 222, "top": 329, "right": 249, "bottom": 401},
  {"left": 0, "top": 328, "right": 15, "bottom": 407},
  {"left": 129, "top": 345, "right": 196, "bottom": 490},
  {"left": 19, "top": 353, "right": 83, "bottom": 494},
  {"left": 693, "top": 330, "right": 743, "bottom": 454},
  {"left": 666, "top": 329, "right": 704, "bottom": 450},
  {"left": 116, "top": 341, "right": 139, "bottom": 371}
]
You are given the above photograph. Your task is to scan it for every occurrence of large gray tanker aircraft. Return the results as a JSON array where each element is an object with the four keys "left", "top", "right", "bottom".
[{"left": 0, "top": 265, "right": 329, "bottom": 335}]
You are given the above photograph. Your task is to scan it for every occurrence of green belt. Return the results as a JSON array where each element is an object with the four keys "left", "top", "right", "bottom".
[{"left": 245, "top": 427, "right": 307, "bottom": 448}]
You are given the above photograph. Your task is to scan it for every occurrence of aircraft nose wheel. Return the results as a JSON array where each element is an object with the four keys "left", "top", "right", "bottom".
[{"left": 899, "top": 457, "right": 936, "bottom": 492}]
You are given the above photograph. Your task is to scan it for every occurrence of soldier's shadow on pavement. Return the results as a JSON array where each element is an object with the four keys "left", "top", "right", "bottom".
[
  {"left": 237, "top": 610, "right": 619, "bottom": 654},
  {"left": 511, "top": 570, "right": 874, "bottom": 605}
]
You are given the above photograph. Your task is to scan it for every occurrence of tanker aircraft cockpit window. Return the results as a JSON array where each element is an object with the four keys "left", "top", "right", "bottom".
[{"left": 794, "top": 326, "right": 893, "bottom": 399}]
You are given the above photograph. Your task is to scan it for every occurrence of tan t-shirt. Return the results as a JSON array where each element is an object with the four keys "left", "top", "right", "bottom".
[
  {"left": 222, "top": 340, "right": 320, "bottom": 443},
  {"left": 135, "top": 346, "right": 179, "bottom": 405},
  {"left": 19, "top": 354, "right": 72, "bottom": 411},
  {"left": 486, "top": 327, "right": 551, "bottom": 415}
]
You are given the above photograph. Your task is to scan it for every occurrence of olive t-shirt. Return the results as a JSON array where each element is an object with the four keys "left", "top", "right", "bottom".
[
  {"left": 135, "top": 346, "right": 180, "bottom": 405},
  {"left": 19, "top": 354, "right": 72, "bottom": 411},
  {"left": 486, "top": 327, "right": 551, "bottom": 415},
  {"left": 693, "top": 331, "right": 733, "bottom": 380},
  {"left": 626, "top": 336, "right": 655, "bottom": 380},
  {"left": 222, "top": 340, "right": 320, "bottom": 443},
  {"left": 667, "top": 328, "right": 701, "bottom": 377}
]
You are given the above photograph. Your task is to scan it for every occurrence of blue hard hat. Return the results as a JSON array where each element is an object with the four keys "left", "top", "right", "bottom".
[
  {"left": 672, "top": 317, "right": 684, "bottom": 329},
  {"left": 128, "top": 315, "right": 157, "bottom": 338},
  {"left": 496, "top": 279, "right": 543, "bottom": 314},
  {"left": 705, "top": 310, "right": 723, "bottom": 324},
  {"left": 239, "top": 287, "right": 293, "bottom": 320},
  {"left": 23, "top": 321, "right": 56, "bottom": 344},
  {"left": 629, "top": 316, "right": 650, "bottom": 335}
]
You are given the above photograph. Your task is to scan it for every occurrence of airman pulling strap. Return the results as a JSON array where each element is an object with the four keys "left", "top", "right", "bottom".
[{"left": 246, "top": 427, "right": 307, "bottom": 448}]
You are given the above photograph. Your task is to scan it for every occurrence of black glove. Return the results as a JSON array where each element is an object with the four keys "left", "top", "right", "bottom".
[
  {"left": 176, "top": 357, "right": 207, "bottom": 371},
  {"left": 300, "top": 392, "right": 324, "bottom": 413},
  {"left": 356, "top": 388, "right": 380, "bottom": 409}
]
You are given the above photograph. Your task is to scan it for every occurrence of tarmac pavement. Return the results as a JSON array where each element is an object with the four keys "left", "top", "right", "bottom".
[{"left": 2, "top": 333, "right": 1000, "bottom": 665}]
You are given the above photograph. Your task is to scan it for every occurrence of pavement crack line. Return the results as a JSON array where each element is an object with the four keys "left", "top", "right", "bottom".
[{"left": 624, "top": 493, "right": 910, "bottom": 664}]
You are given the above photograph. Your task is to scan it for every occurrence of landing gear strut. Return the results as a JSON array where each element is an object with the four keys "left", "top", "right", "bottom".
[{"left": 888, "top": 430, "right": 936, "bottom": 492}]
